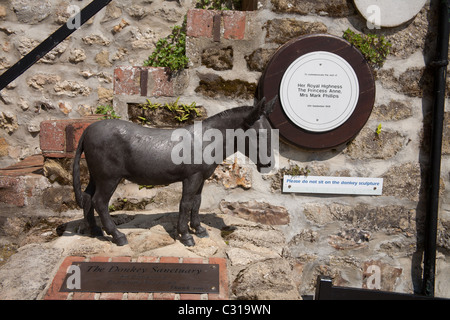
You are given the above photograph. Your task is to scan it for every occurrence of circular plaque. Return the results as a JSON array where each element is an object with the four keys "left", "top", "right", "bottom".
[
  {"left": 280, "top": 51, "right": 359, "bottom": 132},
  {"left": 259, "top": 34, "right": 375, "bottom": 150},
  {"left": 354, "top": 0, "right": 426, "bottom": 28}
]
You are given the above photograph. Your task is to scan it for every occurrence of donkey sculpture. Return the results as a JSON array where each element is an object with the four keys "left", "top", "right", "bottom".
[{"left": 73, "top": 96, "right": 277, "bottom": 246}]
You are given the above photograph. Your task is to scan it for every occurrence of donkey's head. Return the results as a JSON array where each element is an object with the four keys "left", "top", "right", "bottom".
[{"left": 241, "top": 96, "right": 278, "bottom": 173}]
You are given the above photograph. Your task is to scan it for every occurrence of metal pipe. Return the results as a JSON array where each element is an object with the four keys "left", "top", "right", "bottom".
[{"left": 422, "top": 0, "right": 449, "bottom": 297}]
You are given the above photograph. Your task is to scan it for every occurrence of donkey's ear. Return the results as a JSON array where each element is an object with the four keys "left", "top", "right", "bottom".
[
  {"left": 264, "top": 95, "right": 278, "bottom": 116},
  {"left": 245, "top": 97, "right": 267, "bottom": 127},
  {"left": 253, "top": 97, "right": 266, "bottom": 110}
]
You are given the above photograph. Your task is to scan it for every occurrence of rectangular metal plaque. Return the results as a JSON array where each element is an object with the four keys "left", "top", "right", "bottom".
[
  {"left": 60, "top": 262, "right": 219, "bottom": 294},
  {"left": 283, "top": 175, "right": 383, "bottom": 195}
]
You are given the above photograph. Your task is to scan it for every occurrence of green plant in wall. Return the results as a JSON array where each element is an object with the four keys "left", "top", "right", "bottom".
[
  {"left": 95, "top": 105, "right": 120, "bottom": 119},
  {"left": 282, "top": 162, "right": 310, "bottom": 177},
  {"left": 195, "top": 0, "right": 241, "bottom": 10},
  {"left": 143, "top": 22, "right": 188, "bottom": 73},
  {"left": 343, "top": 28, "right": 392, "bottom": 69},
  {"left": 374, "top": 123, "right": 382, "bottom": 140},
  {"left": 138, "top": 97, "right": 202, "bottom": 124},
  {"left": 375, "top": 123, "right": 382, "bottom": 136},
  {"left": 143, "top": 0, "right": 243, "bottom": 73}
]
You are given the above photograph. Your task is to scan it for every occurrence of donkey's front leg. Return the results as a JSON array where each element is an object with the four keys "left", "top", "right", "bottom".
[
  {"left": 178, "top": 194, "right": 195, "bottom": 246},
  {"left": 178, "top": 174, "right": 205, "bottom": 246},
  {"left": 190, "top": 182, "right": 209, "bottom": 238}
]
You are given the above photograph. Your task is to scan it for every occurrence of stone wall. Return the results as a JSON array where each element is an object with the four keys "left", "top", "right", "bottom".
[
  {"left": 1, "top": 0, "right": 450, "bottom": 298},
  {"left": 0, "top": 0, "right": 192, "bottom": 166}
]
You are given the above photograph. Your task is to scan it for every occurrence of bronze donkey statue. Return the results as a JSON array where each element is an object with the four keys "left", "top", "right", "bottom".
[{"left": 73, "top": 96, "right": 277, "bottom": 246}]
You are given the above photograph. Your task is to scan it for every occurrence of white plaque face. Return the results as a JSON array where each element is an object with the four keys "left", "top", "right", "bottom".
[
  {"left": 354, "top": 0, "right": 426, "bottom": 28},
  {"left": 279, "top": 51, "right": 359, "bottom": 132}
]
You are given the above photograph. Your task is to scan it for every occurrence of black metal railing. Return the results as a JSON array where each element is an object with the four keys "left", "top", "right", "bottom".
[{"left": 315, "top": 276, "right": 444, "bottom": 300}]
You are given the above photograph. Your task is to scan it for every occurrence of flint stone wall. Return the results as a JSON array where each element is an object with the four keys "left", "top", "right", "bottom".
[{"left": 0, "top": 0, "right": 449, "bottom": 298}]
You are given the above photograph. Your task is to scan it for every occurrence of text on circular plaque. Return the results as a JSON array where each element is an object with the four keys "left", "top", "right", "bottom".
[{"left": 280, "top": 51, "right": 359, "bottom": 132}]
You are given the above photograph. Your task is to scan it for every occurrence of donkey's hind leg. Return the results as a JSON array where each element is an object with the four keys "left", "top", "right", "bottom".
[
  {"left": 82, "top": 180, "right": 103, "bottom": 237},
  {"left": 92, "top": 178, "right": 128, "bottom": 246}
]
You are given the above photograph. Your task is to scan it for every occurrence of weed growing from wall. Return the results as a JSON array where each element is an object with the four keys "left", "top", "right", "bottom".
[
  {"left": 343, "top": 28, "right": 391, "bottom": 69},
  {"left": 195, "top": 0, "right": 241, "bottom": 10},
  {"left": 137, "top": 98, "right": 202, "bottom": 124},
  {"left": 143, "top": 0, "right": 243, "bottom": 72},
  {"left": 143, "top": 22, "right": 188, "bottom": 73},
  {"left": 95, "top": 105, "right": 120, "bottom": 119}
]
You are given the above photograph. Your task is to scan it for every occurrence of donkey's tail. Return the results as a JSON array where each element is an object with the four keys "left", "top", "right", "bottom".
[{"left": 73, "top": 129, "right": 87, "bottom": 208}]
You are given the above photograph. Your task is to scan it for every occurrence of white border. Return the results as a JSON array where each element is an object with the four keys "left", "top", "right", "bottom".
[{"left": 279, "top": 51, "right": 359, "bottom": 132}]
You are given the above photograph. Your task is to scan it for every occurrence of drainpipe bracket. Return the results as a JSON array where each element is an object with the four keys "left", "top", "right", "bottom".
[{"left": 430, "top": 59, "right": 449, "bottom": 67}]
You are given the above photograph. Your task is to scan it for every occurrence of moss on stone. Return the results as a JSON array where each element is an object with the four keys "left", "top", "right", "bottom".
[{"left": 195, "top": 76, "right": 257, "bottom": 99}]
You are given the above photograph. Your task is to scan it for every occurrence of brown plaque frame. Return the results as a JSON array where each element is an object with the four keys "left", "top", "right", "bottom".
[
  {"left": 259, "top": 34, "right": 375, "bottom": 150},
  {"left": 60, "top": 262, "right": 219, "bottom": 294}
]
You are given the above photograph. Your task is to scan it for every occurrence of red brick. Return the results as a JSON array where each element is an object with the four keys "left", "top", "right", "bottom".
[
  {"left": 180, "top": 293, "right": 202, "bottom": 300},
  {"left": 114, "top": 66, "right": 141, "bottom": 95},
  {"left": 88, "top": 256, "right": 110, "bottom": 262},
  {"left": 0, "top": 156, "right": 51, "bottom": 207},
  {"left": 0, "top": 176, "right": 25, "bottom": 206},
  {"left": 111, "top": 256, "right": 131, "bottom": 262},
  {"left": 137, "top": 256, "right": 158, "bottom": 263},
  {"left": 127, "top": 292, "right": 150, "bottom": 300},
  {"left": 44, "top": 256, "right": 86, "bottom": 300},
  {"left": 223, "top": 11, "right": 246, "bottom": 40},
  {"left": 182, "top": 257, "right": 204, "bottom": 264},
  {"left": 72, "top": 292, "right": 96, "bottom": 300},
  {"left": 160, "top": 256, "right": 180, "bottom": 263},
  {"left": 153, "top": 292, "right": 176, "bottom": 300},
  {"left": 145, "top": 67, "right": 174, "bottom": 97},
  {"left": 186, "top": 9, "right": 246, "bottom": 41},
  {"left": 39, "top": 117, "right": 98, "bottom": 158},
  {"left": 186, "top": 9, "right": 216, "bottom": 38},
  {"left": 65, "top": 121, "right": 95, "bottom": 152},
  {"left": 99, "top": 292, "right": 125, "bottom": 300},
  {"left": 39, "top": 121, "right": 66, "bottom": 153}
]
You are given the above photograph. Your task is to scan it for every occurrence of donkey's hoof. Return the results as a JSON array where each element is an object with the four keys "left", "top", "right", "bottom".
[
  {"left": 180, "top": 235, "right": 195, "bottom": 247},
  {"left": 196, "top": 228, "right": 209, "bottom": 238},
  {"left": 113, "top": 234, "right": 128, "bottom": 246}
]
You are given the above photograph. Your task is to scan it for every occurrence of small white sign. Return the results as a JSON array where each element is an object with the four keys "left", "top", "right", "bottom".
[
  {"left": 283, "top": 175, "right": 383, "bottom": 195},
  {"left": 279, "top": 51, "right": 359, "bottom": 132}
]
